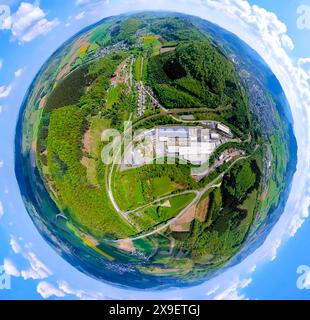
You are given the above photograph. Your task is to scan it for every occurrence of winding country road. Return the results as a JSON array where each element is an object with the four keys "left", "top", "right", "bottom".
[
  {"left": 106, "top": 115, "right": 133, "bottom": 221},
  {"left": 110, "top": 153, "right": 251, "bottom": 243}
]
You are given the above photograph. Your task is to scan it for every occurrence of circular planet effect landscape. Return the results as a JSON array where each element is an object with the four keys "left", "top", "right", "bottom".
[{"left": 15, "top": 12, "right": 297, "bottom": 289}]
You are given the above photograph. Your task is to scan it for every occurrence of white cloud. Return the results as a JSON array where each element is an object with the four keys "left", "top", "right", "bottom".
[
  {"left": 10, "top": 235, "right": 22, "bottom": 254},
  {"left": 0, "top": 160, "right": 3, "bottom": 168},
  {"left": 5, "top": 2, "right": 60, "bottom": 43},
  {"left": 298, "top": 57, "right": 310, "bottom": 79},
  {"left": 7, "top": 235, "right": 52, "bottom": 280},
  {"left": 270, "top": 239, "right": 282, "bottom": 261},
  {"left": 37, "top": 281, "right": 66, "bottom": 299},
  {"left": 37, "top": 280, "right": 103, "bottom": 300},
  {"left": 21, "top": 252, "right": 52, "bottom": 280},
  {"left": 0, "top": 67, "right": 23, "bottom": 98},
  {"left": 14, "top": 68, "right": 23, "bottom": 78},
  {"left": 298, "top": 57, "right": 310, "bottom": 65},
  {"left": 0, "top": 59, "right": 3, "bottom": 70},
  {"left": 20, "top": 18, "right": 59, "bottom": 43},
  {"left": 281, "top": 34, "right": 294, "bottom": 51},
  {"left": 58, "top": 281, "right": 103, "bottom": 300},
  {"left": 213, "top": 278, "right": 252, "bottom": 300},
  {"left": 0, "top": 84, "right": 12, "bottom": 98},
  {"left": 0, "top": 67, "right": 24, "bottom": 101},
  {"left": 207, "top": 285, "right": 220, "bottom": 296},
  {"left": 288, "top": 196, "right": 310, "bottom": 238},
  {"left": 248, "top": 265, "right": 257, "bottom": 274},
  {"left": 76, "top": 0, "right": 91, "bottom": 5},
  {"left": 0, "top": 200, "right": 4, "bottom": 220},
  {"left": 3, "top": 259, "right": 20, "bottom": 277},
  {"left": 75, "top": 11, "right": 85, "bottom": 21},
  {"left": 75, "top": 0, "right": 110, "bottom": 7}
]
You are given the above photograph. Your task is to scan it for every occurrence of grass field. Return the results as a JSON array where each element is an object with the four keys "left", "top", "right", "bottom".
[
  {"left": 89, "top": 116, "right": 111, "bottom": 157},
  {"left": 237, "top": 189, "right": 259, "bottom": 236},
  {"left": 259, "top": 128, "right": 289, "bottom": 220},
  {"left": 82, "top": 116, "right": 111, "bottom": 187},
  {"left": 161, "top": 193, "right": 195, "bottom": 217},
  {"left": 113, "top": 172, "right": 146, "bottom": 211},
  {"left": 151, "top": 176, "right": 176, "bottom": 198},
  {"left": 141, "top": 36, "right": 161, "bottom": 55},
  {"left": 106, "top": 85, "right": 121, "bottom": 108},
  {"left": 88, "top": 22, "right": 113, "bottom": 45},
  {"left": 130, "top": 193, "right": 196, "bottom": 230},
  {"left": 133, "top": 238, "right": 155, "bottom": 255},
  {"left": 270, "top": 134, "right": 288, "bottom": 185},
  {"left": 88, "top": 42, "right": 100, "bottom": 53},
  {"left": 142, "top": 58, "right": 148, "bottom": 83},
  {"left": 134, "top": 56, "right": 143, "bottom": 82},
  {"left": 83, "top": 158, "right": 99, "bottom": 187},
  {"left": 112, "top": 165, "right": 196, "bottom": 211}
]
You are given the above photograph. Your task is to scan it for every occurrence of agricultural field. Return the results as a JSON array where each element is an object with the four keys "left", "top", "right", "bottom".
[
  {"left": 112, "top": 164, "right": 199, "bottom": 211},
  {"left": 130, "top": 193, "right": 196, "bottom": 231},
  {"left": 134, "top": 56, "right": 143, "bottom": 82}
]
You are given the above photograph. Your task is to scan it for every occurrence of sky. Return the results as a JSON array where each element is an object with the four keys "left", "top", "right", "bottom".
[{"left": 0, "top": 0, "right": 310, "bottom": 300}]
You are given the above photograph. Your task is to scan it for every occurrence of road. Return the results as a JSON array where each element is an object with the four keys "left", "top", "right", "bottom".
[
  {"left": 141, "top": 86, "right": 234, "bottom": 129},
  {"left": 113, "top": 177, "right": 221, "bottom": 242},
  {"left": 137, "top": 87, "right": 235, "bottom": 139},
  {"left": 140, "top": 57, "right": 144, "bottom": 81},
  {"left": 110, "top": 153, "right": 250, "bottom": 242},
  {"left": 166, "top": 106, "right": 232, "bottom": 114},
  {"left": 106, "top": 114, "right": 133, "bottom": 221},
  {"left": 129, "top": 56, "right": 134, "bottom": 87}
]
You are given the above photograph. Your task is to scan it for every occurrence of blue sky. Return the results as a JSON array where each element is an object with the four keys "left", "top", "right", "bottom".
[{"left": 0, "top": 0, "right": 310, "bottom": 300}]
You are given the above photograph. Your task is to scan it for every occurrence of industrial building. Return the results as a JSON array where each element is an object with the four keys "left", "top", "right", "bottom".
[{"left": 132, "top": 126, "right": 230, "bottom": 166}]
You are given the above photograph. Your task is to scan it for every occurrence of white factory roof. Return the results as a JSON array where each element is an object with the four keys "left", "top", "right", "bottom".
[
  {"left": 183, "top": 154, "right": 209, "bottom": 164},
  {"left": 158, "top": 127, "right": 189, "bottom": 138},
  {"left": 167, "top": 143, "right": 216, "bottom": 156},
  {"left": 217, "top": 123, "right": 231, "bottom": 134},
  {"left": 211, "top": 133, "right": 220, "bottom": 139}
]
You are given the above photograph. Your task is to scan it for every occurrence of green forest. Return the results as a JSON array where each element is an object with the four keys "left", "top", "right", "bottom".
[
  {"left": 180, "top": 159, "right": 261, "bottom": 264},
  {"left": 147, "top": 41, "right": 251, "bottom": 134}
]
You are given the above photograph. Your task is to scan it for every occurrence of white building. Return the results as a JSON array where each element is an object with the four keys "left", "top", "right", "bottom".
[
  {"left": 217, "top": 123, "right": 231, "bottom": 135},
  {"left": 123, "top": 125, "right": 229, "bottom": 168},
  {"left": 211, "top": 132, "right": 220, "bottom": 140}
]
